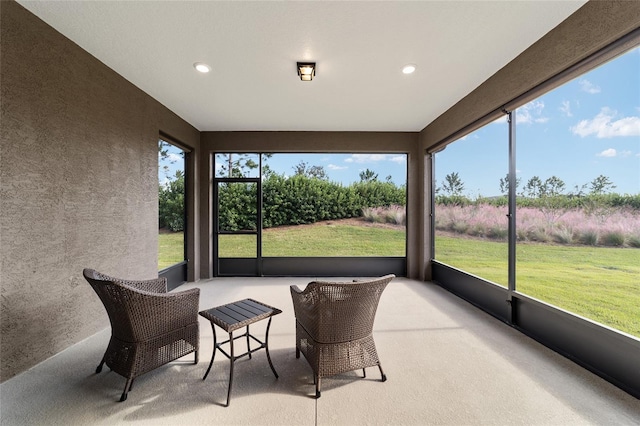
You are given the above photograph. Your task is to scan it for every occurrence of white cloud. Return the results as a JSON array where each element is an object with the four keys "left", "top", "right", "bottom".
[
  {"left": 516, "top": 100, "right": 548, "bottom": 124},
  {"left": 571, "top": 107, "right": 640, "bottom": 138},
  {"left": 492, "top": 115, "right": 507, "bottom": 125},
  {"left": 327, "top": 164, "right": 347, "bottom": 170},
  {"left": 620, "top": 150, "right": 633, "bottom": 157},
  {"left": 159, "top": 152, "right": 182, "bottom": 164},
  {"left": 560, "top": 100, "right": 573, "bottom": 117},
  {"left": 597, "top": 148, "right": 617, "bottom": 157},
  {"left": 579, "top": 79, "right": 601, "bottom": 94},
  {"left": 390, "top": 155, "right": 406, "bottom": 164},
  {"left": 345, "top": 154, "right": 389, "bottom": 163},
  {"left": 168, "top": 153, "right": 182, "bottom": 162}
]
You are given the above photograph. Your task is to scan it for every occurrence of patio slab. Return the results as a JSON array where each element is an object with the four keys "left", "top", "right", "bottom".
[{"left": 1, "top": 277, "right": 639, "bottom": 425}]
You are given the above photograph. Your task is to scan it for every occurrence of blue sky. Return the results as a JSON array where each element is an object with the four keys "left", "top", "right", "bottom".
[
  {"left": 160, "top": 150, "right": 408, "bottom": 187},
  {"left": 161, "top": 47, "right": 639, "bottom": 195},
  {"left": 259, "top": 153, "right": 407, "bottom": 186},
  {"left": 436, "top": 46, "right": 640, "bottom": 197}
]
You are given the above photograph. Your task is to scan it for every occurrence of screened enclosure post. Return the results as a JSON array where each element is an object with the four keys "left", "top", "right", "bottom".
[
  {"left": 507, "top": 110, "right": 517, "bottom": 324},
  {"left": 213, "top": 181, "right": 219, "bottom": 277},
  {"left": 258, "top": 155, "right": 263, "bottom": 276},
  {"left": 429, "top": 152, "right": 436, "bottom": 265}
]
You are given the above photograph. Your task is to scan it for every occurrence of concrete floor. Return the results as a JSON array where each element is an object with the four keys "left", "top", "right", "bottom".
[{"left": 2, "top": 277, "right": 639, "bottom": 425}]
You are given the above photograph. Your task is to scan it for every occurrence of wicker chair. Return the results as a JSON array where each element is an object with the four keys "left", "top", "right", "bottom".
[
  {"left": 290, "top": 274, "right": 395, "bottom": 398},
  {"left": 83, "top": 268, "right": 200, "bottom": 401}
]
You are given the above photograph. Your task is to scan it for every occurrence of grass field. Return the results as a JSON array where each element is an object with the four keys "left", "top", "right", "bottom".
[
  {"left": 158, "top": 232, "right": 184, "bottom": 270},
  {"left": 436, "top": 234, "right": 639, "bottom": 337},
  {"left": 159, "top": 225, "right": 639, "bottom": 337}
]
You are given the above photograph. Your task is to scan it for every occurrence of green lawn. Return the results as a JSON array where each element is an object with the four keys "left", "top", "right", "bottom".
[
  {"left": 436, "top": 235, "right": 640, "bottom": 337},
  {"left": 159, "top": 226, "right": 639, "bottom": 337},
  {"left": 262, "top": 223, "right": 406, "bottom": 256},
  {"left": 159, "top": 224, "right": 405, "bottom": 266},
  {"left": 158, "top": 232, "right": 184, "bottom": 270}
]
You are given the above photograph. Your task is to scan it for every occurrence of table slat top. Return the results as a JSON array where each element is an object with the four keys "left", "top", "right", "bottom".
[{"left": 199, "top": 298, "right": 282, "bottom": 332}]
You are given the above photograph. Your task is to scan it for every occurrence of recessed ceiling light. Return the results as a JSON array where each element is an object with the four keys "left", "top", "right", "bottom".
[
  {"left": 297, "top": 62, "right": 316, "bottom": 81},
  {"left": 402, "top": 64, "right": 416, "bottom": 74},
  {"left": 194, "top": 62, "right": 211, "bottom": 73}
]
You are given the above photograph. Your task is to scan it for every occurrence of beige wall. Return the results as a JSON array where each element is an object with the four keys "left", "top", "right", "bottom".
[
  {"left": 199, "top": 132, "right": 423, "bottom": 279},
  {"left": 0, "top": 1, "right": 200, "bottom": 381}
]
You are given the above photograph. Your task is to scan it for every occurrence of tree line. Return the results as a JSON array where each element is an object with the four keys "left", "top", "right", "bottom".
[
  {"left": 436, "top": 172, "right": 640, "bottom": 211},
  {"left": 439, "top": 172, "right": 619, "bottom": 197}
]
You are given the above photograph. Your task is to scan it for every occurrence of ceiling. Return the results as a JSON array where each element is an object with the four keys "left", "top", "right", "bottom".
[{"left": 18, "top": 1, "right": 587, "bottom": 132}]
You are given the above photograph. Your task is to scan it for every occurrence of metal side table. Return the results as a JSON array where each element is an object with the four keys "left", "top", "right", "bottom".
[{"left": 199, "top": 298, "right": 282, "bottom": 406}]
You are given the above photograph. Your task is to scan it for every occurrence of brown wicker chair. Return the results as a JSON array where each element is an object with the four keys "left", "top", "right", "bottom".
[
  {"left": 83, "top": 268, "right": 200, "bottom": 401},
  {"left": 290, "top": 274, "right": 395, "bottom": 398}
]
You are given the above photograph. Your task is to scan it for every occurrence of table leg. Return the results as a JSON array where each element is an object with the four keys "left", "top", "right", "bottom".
[
  {"left": 246, "top": 325, "right": 252, "bottom": 359},
  {"left": 203, "top": 322, "right": 217, "bottom": 380},
  {"left": 226, "top": 331, "right": 234, "bottom": 407},
  {"left": 264, "top": 317, "right": 278, "bottom": 378}
]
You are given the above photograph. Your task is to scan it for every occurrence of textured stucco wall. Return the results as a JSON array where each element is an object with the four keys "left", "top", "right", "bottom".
[{"left": 0, "top": 1, "right": 199, "bottom": 381}]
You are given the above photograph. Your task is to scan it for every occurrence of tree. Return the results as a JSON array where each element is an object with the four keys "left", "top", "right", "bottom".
[
  {"left": 293, "top": 161, "right": 328, "bottom": 180},
  {"left": 159, "top": 170, "right": 185, "bottom": 231},
  {"left": 543, "top": 176, "right": 566, "bottom": 197},
  {"left": 523, "top": 175, "right": 568, "bottom": 223},
  {"left": 158, "top": 140, "right": 184, "bottom": 182},
  {"left": 440, "top": 172, "right": 465, "bottom": 196},
  {"left": 359, "top": 169, "right": 378, "bottom": 182},
  {"left": 523, "top": 176, "right": 543, "bottom": 198},
  {"left": 583, "top": 175, "right": 617, "bottom": 223},
  {"left": 158, "top": 140, "right": 186, "bottom": 232},
  {"left": 499, "top": 173, "right": 521, "bottom": 195},
  {"left": 216, "top": 153, "right": 260, "bottom": 178},
  {"left": 589, "top": 175, "right": 616, "bottom": 195}
]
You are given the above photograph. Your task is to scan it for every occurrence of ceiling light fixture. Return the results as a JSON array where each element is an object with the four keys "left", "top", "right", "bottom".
[
  {"left": 193, "top": 62, "right": 211, "bottom": 73},
  {"left": 402, "top": 64, "right": 416, "bottom": 74},
  {"left": 297, "top": 62, "right": 316, "bottom": 81}
]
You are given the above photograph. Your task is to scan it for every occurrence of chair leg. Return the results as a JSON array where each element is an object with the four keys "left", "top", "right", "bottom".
[
  {"left": 362, "top": 368, "right": 366, "bottom": 378},
  {"left": 120, "top": 378, "right": 133, "bottom": 402},
  {"left": 296, "top": 347, "right": 300, "bottom": 359},
  {"left": 378, "top": 364, "right": 387, "bottom": 382},
  {"left": 95, "top": 357, "right": 105, "bottom": 374},
  {"left": 315, "top": 376, "right": 321, "bottom": 399},
  {"left": 194, "top": 350, "right": 199, "bottom": 364}
]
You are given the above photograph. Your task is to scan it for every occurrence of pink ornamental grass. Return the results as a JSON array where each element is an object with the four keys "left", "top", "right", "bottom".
[
  {"left": 435, "top": 204, "right": 640, "bottom": 248},
  {"left": 362, "top": 205, "right": 406, "bottom": 225}
]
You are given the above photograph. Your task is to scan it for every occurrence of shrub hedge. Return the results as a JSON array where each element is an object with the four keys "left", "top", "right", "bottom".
[{"left": 219, "top": 175, "right": 406, "bottom": 231}]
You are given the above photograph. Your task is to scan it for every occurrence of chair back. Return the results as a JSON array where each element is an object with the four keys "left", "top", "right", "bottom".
[
  {"left": 300, "top": 274, "right": 394, "bottom": 343},
  {"left": 83, "top": 268, "right": 139, "bottom": 341}
]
